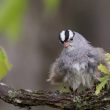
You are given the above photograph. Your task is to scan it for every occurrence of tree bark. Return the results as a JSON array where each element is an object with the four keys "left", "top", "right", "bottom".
[{"left": 0, "top": 83, "right": 109, "bottom": 110}]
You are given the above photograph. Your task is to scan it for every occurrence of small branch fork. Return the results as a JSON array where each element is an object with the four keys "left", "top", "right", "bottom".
[{"left": 0, "top": 83, "right": 110, "bottom": 110}]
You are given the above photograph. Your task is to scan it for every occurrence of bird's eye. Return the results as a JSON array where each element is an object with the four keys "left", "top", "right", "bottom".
[{"left": 70, "top": 37, "right": 73, "bottom": 41}]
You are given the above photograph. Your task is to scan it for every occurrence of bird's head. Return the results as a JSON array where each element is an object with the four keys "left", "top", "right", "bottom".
[
  {"left": 59, "top": 29, "right": 75, "bottom": 48},
  {"left": 59, "top": 29, "right": 90, "bottom": 49}
]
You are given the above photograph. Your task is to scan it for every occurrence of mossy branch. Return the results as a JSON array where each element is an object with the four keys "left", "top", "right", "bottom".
[{"left": 0, "top": 83, "right": 110, "bottom": 110}]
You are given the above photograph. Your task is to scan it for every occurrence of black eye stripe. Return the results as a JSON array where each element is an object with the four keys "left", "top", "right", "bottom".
[{"left": 64, "top": 30, "right": 69, "bottom": 42}]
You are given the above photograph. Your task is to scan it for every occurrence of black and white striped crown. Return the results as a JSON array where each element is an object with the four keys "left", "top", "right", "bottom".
[{"left": 59, "top": 29, "right": 75, "bottom": 43}]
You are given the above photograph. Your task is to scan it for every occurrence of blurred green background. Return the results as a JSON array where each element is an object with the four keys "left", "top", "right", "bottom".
[
  {"left": 0, "top": 0, "right": 26, "bottom": 39},
  {"left": 0, "top": 0, "right": 110, "bottom": 110}
]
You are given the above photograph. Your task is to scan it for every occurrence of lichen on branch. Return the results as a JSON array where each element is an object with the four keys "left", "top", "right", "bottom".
[{"left": 0, "top": 83, "right": 110, "bottom": 110}]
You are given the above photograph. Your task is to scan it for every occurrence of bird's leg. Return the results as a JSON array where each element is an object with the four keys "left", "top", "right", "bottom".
[
  {"left": 69, "top": 86, "right": 73, "bottom": 92},
  {"left": 69, "top": 87, "right": 78, "bottom": 96}
]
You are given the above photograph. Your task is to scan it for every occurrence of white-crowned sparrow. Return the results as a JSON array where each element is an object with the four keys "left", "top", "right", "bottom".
[{"left": 47, "top": 29, "right": 106, "bottom": 91}]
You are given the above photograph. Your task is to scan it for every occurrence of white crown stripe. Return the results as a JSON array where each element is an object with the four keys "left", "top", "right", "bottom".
[
  {"left": 60, "top": 31, "right": 65, "bottom": 42},
  {"left": 68, "top": 30, "right": 74, "bottom": 39}
]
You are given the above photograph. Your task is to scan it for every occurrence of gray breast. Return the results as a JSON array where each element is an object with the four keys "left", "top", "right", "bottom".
[
  {"left": 59, "top": 49, "right": 89, "bottom": 73},
  {"left": 58, "top": 48, "right": 101, "bottom": 90}
]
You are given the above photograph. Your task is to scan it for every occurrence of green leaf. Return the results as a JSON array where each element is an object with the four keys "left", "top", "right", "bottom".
[
  {"left": 98, "top": 64, "right": 109, "bottom": 74},
  {"left": 0, "top": 47, "right": 12, "bottom": 80},
  {"left": 95, "top": 53, "right": 110, "bottom": 95},
  {"left": 95, "top": 75, "right": 109, "bottom": 95}
]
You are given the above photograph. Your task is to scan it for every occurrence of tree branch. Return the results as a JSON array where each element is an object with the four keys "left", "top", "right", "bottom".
[{"left": 0, "top": 83, "right": 110, "bottom": 110}]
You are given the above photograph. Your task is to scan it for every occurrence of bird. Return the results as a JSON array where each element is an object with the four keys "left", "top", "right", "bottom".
[{"left": 47, "top": 29, "right": 107, "bottom": 92}]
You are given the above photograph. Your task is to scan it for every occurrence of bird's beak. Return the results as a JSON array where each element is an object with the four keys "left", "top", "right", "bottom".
[{"left": 64, "top": 42, "right": 70, "bottom": 48}]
